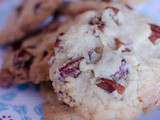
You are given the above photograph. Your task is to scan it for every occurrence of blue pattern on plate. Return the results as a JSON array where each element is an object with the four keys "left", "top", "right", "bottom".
[
  {"left": 12, "top": 105, "right": 27, "bottom": 115},
  {"left": 21, "top": 116, "right": 32, "bottom": 120},
  {"left": 33, "top": 104, "right": 44, "bottom": 120},
  {"left": 0, "top": 102, "right": 32, "bottom": 120},
  {"left": 16, "top": 84, "right": 29, "bottom": 91},
  {"left": 0, "top": 83, "right": 43, "bottom": 120},
  {"left": 33, "top": 104, "right": 43, "bottom": 116},
  {"left": 0, "top": 103, "right": 8, "bottom": 111},
  {"left": 0, "top": 92, "right": 17, "bottom": 101}
]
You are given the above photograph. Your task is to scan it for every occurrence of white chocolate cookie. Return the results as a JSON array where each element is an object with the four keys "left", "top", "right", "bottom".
[{"left": 50, "top": 2, "right": 160, "bottom": 120}]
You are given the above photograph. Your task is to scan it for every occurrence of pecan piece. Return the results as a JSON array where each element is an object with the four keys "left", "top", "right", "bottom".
[
  {"left": 89, "top": 16, "right": 105, "bottom": 31},
  {"left": 54, "top": 33, "right": 64, "bottom": 48},
  {"left": 115, "top": 38, "right": 123, "bottom": 49},
  {"left": 105, "top": 7, "right": 120, "bottom": 25},
  {"left": 88, "top": 47, "right": 103, "bottom": 64},
  {"left": 105, "top": 7, "right": 119, "bottom": 14},
  {"left": 122, "top": 48, "right": 131, "bottom": 53},
  {"left": 59, "top": 57, "right": 84, "bottom": 78},
  {"left": 149, "top": 24, "right": 160, "bottom": 44},
  {"left": 54, "top": 38, "right": 61, "bottom": 48},
  {"left": 97, "top": 78, "right": 125, "bottom": 94}
]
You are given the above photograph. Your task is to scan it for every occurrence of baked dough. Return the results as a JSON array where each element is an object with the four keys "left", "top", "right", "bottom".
[
  {"left": 0, "top": 0, "right": 62, "bottom": 45},
  {"left": 40, "top": 82, "right": 85, "bottom": 120},
  {"left": 50, "top": 2, "right": 160, "bottom": 120}
]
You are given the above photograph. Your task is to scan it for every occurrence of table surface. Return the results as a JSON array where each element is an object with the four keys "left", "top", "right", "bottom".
[{"left": 0, "top": 0, "right": 160, "bottom": 120}]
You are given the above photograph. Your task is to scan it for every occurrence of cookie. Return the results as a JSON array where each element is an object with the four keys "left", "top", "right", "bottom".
[
  {"left": 49, "top": 2, "right": 160, "bottom": 120},
  {"left": 28, "top": 39, "right": 53, "bottom": 84},
  {"left": 13, "top": 37, "right": 43, "bottom": 84},
  {"left": 0, "top": 0, "right": 62, "bottom": 46},
  {"left": 0, "top": 18, "right": 74, "bottom": 87},
  {"left": 29, "top": 19, "right": 75, "bottom": 84},
  {"left": 122, "top": 0, "right": 147, "bottom": 7},
  {"left": 40, "top": 82, "right": 85, "bottom": 120},
  {"left": 0, "top": 50, "right": 15, "bottom": 87},
  {"left": 60, "top": 1, "right": 107, "bottom": 16},
  {"left": 0, "top": 34, "right": 44, "bottom": 87},
  {"left": 0, "top": 25, "right": 53, "bottom": 86}
]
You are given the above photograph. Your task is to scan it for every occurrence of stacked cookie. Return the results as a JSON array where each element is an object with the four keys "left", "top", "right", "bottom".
[{"left": 0, "top": 0, "right": 160, "bottom": 120}]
